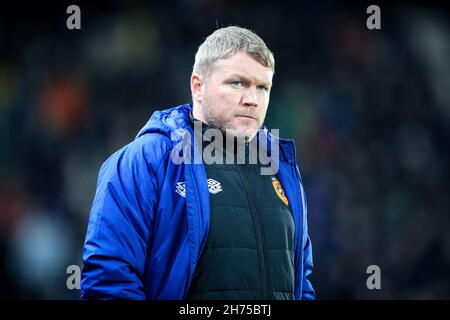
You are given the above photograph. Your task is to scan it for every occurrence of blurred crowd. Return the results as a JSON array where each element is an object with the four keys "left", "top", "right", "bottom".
[{"left": 0, "top": 1, "right": 449, "bottom": 299}]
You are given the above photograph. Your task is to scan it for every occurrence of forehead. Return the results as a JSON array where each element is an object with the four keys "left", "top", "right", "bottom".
[{"left": 211, "top": 52, "right": 273, "bottom": 84}]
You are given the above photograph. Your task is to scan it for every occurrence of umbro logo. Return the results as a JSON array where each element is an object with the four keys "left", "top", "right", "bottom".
[
  {"left": 175, "top": 179, "right": 222, "bottom": 198},
  {"left": 175, "top": 181, "right": 187, "bottom": 198},
  {"left": 207, "top": 178, "right": 222, "bottom": 194}
]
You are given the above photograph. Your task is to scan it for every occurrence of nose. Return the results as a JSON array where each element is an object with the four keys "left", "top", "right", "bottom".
[{"left": 241, "top": 88, "right": 258, "bottom": 107}]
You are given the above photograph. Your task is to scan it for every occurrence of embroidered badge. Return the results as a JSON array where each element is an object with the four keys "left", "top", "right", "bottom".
[{"left": 272, "top": 177, "right": 289, "bottom": 206}]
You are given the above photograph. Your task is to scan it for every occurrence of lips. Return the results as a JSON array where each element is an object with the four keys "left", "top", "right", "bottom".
[{"left": 236, "top": 115, "right": 257, "bottom": 121}]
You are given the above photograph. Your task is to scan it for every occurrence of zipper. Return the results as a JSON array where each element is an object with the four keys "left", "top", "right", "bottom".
[
  {"left": 291, "top": 142, "right": 305, "bottom": 299},
  {"left": 236, "top": 163, "right": 270, "bottom": 299}
]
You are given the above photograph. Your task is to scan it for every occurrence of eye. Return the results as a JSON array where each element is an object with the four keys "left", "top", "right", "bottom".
[
  {"left": 257, "top": 85, "right": 268, "bottom": 92},
  {"left": 230, "top": 81, "right": 243, "bottom": 88}
]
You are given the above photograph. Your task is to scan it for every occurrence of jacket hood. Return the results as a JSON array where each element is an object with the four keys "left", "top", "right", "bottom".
[
  {"left": 135, "top": 103, "right": 297, "bottom": 165},
  {"left": 136, "top": 103, "right": 193, "bottom": 139}
]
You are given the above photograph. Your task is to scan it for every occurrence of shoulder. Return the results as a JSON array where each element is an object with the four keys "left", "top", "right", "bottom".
[
  {"left": 100, "top": 132, "right": 174, "bottom": 180},
  {"left": 131, "top": 132, "right": 173, "bottom": 164}
]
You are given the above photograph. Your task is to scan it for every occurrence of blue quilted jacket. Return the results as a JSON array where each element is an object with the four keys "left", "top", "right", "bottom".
[{"left": 81, "top": 103, "right": 314, "bottom": 300}]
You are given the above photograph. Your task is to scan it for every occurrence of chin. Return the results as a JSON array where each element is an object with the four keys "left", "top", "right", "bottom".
[
  {"left": 234, "top": 129, "right": 258, "bottom": 141},
  {"left": 223, "top": 123, "right": 258, "bottom": 140}
]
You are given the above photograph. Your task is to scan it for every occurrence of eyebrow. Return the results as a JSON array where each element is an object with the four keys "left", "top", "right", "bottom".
[{"left": 226, "top": 74, "right": 272, "bottom": 88}]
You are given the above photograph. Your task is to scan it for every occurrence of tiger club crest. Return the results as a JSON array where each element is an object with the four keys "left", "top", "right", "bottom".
[{"left": 271, "top": 177, "right": 289, "bottom": 206}]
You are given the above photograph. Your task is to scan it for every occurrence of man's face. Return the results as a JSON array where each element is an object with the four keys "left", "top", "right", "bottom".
[{"left": 194, "top": 52, "right": 273, "bottom": 140}]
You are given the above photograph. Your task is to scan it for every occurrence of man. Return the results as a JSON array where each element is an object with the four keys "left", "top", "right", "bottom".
[{"left": 81, "top": 26, "right": 314, "bottom": 300}]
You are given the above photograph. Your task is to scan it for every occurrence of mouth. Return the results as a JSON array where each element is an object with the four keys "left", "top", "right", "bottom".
[{"left": 236, "top": 115, "right": 257, "bottom": 121}]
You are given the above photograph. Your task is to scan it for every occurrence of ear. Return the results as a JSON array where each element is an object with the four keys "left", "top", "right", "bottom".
[{"left": 191, "top": 73, "right": 204, "bottom": 103}]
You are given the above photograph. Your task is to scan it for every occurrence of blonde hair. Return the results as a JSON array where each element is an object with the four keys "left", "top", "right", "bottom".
[{"left": 193, "top": 26, "right": 275, "bottom": 77}]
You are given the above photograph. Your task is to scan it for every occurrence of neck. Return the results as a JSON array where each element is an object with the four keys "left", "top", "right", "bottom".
[{"left": 192, "top": 102, "right": 207, "bottom": 124}]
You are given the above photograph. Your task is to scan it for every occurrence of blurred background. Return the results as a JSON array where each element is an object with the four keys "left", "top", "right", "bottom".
[{"left": 0, "top": 0, "right": 449, "bottom": 299}]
